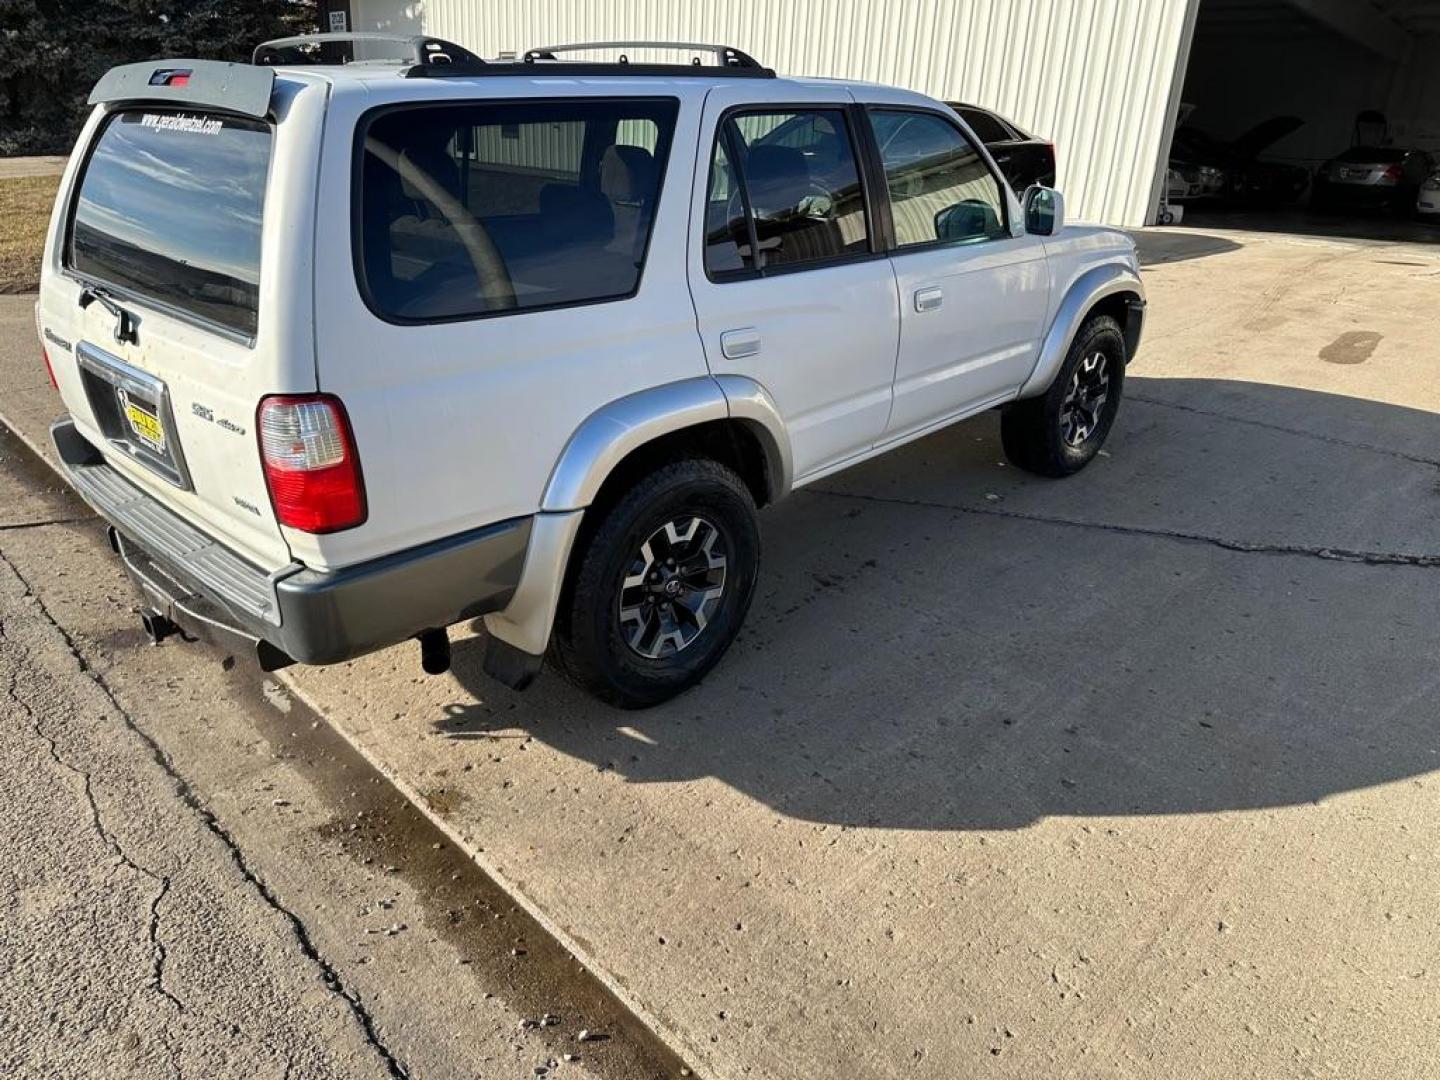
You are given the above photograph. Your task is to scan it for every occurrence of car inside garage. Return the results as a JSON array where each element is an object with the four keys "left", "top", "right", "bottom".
[{"left": 1165, "top": 0, "right": 1440, "bottom": 241}]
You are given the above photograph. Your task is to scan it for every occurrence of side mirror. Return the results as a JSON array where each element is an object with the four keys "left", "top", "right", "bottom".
[
  {"left": 934, "top": 199, "right": 1002, "bottom": 243},
  {"left": 1023, "top": 185, "right": 1065, "bottom": 236}
]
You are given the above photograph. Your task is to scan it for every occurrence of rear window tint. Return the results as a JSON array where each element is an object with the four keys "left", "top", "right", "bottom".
[
  {"left": 69, "top": 110, "right": 272, "bottom": 338},
  {"left": 956, "top": 107, "right": 1013, "bottom": 145},
  {"left": 356, "top": 98, "right": 678, "bottom": 322}
]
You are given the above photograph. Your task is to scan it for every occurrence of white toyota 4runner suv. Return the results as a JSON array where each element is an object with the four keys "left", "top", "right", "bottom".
[{"left": 38, "top": 35, "right": 1145, "bottom": 708}]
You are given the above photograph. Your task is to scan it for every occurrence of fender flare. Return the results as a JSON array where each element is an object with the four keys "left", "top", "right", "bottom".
[
  {"left": 1017, "top": 262, "right": 1145, "bottom": 399},
  {"left": 540, "top": 375, "right": 793, "bottom": 512},
  {"left": 486, "top": 376, "right": 793, "bottom": 659}
]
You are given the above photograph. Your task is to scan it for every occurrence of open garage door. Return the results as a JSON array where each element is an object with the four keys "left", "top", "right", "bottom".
[{"left": 1160, "top": 0, "right": 1440, "bottom": 243}]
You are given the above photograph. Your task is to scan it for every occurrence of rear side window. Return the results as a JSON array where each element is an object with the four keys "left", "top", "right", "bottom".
[
  {"left": 703, "top": 109, "right": 870, "bottom": 278},
  {"left": 956, "top": 107, "right": 1014, "bottom": 145},
  {"left": 69, "top": 110, "right": 272, "bottom": 338},
  {"left": 357, "top": 98, "right": 678, "bottom": 322}
]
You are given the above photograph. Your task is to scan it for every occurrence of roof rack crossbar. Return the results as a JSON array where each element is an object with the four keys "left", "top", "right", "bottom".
[
  {"left": 522, "top": 40, "right": 766, "bottom": 70},
  {"left": 252, "top": 32, "right": 483, "bottom": 68}
]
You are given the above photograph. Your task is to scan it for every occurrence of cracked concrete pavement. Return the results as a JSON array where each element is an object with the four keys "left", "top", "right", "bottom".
[
  {"left": 5, "top": 224, "right": 1440, "bottom": 1079},
  {"left": 0, "top": 520, "right": 398, "bottom": 1078},
  {"left": 0, "top": 432, "right": 689, "bottom": 1079}
]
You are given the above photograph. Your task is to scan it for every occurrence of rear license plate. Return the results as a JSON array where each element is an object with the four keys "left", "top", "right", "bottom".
[
  {"left": 118, "top": 389, "right": 167, "bottom": 453},
  {"left": 76, "top": 341, "right": 191, "bottom": 490}
]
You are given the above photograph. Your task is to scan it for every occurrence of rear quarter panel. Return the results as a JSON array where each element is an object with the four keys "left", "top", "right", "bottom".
[{"left": 304, "top": 80, "right": 712, "bottom": 570}]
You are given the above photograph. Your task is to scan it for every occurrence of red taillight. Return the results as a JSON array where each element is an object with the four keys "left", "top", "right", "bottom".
[
  {"left": 1383, "top": 164, "right": 1404, "bottom": 182},
  {"left": 257, "top": 395, "right": 366, "bottom": 534}
]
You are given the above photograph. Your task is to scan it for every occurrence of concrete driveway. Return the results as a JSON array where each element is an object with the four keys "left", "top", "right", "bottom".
[{"left": 6, "top": 226, "right": 1440, "bottom": 1078}]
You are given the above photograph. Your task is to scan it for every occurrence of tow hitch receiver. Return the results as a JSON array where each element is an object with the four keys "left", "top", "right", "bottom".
[{"left": 140, "top": 608, "right": 179, "bottom": 646}]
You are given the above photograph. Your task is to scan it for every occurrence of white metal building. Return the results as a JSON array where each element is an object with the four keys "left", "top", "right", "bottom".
[{"left": 327, "top": 0, "right": 1440, "bottom": 229}]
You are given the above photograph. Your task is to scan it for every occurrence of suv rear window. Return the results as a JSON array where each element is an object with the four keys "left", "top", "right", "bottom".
[
  {"left": 956, "top": 107, "right": 1013, "bottom": 145},
  {"left": 356, "top": 98, "right": 678, "bottom": 322},
  {"left": 69, "top": 110, "right": 272, "bottom": 338}
]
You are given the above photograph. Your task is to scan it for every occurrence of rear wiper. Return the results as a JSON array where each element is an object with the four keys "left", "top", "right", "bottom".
[{"left": 79, "top": 285, "right": 140, "bottom": 346}]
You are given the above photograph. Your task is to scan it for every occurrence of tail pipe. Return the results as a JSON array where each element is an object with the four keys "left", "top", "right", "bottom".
[{"left": 418, "top": 628, "right": 451, "bottom": 675}]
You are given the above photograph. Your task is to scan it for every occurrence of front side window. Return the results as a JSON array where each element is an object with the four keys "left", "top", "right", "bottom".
[
  {"left": 702, "top": 108, "right": 870, "bottom": 277},
  {"left": 358, "top": 98, "right": 678, "bottom": 322},
  {"left": 69, "top": 110, "right": 272, "bottom": 337},
  {"left": 871, "top": 110, "right": 1008, "bottom": 249}
]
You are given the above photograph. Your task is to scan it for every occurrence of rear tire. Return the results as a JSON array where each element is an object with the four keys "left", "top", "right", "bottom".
[
  {"left": 1001, "top": 314, "right": 1126, "bottom": 477},
  {"left": 548, "top": 459, "right": 761, "bottom": 709}
]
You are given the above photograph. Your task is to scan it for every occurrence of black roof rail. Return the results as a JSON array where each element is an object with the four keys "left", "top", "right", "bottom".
[
  {"left": 407, "top": 39, "right": 775, "bottom": 80},
  {"left": 252, "top": 32, "right": 483, "bottom": 69},
  {"left": 522, "top": 40, "right": 768, "bottom": 70}
]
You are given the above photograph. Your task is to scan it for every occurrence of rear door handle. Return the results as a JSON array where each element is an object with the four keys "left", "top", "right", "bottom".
[
  {"left": 720, "top": 327, "right": 761, "bottom": 360},
  {"left": 914, "top": 287, "right": 944, "bottom": 313}
]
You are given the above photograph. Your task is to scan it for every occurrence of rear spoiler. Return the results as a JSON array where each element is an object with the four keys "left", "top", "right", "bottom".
[{"left": 88, "top": 59, "right": 274, "bottom": 120}]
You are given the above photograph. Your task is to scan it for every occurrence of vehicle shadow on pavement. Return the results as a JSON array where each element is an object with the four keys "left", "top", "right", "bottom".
[
  {"left": 1182, "top": 208, "right": 1440, "bottom": 247},
  {"left": 1132, "top": 229, "right": 1242, "bottom": 266},
  {"left": 444, "top": 377, "right": 1440, "bottom": 831}
]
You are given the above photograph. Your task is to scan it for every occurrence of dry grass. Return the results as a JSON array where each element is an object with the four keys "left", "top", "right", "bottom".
[{"left": 0, "top": 175, "right": 60, "bottom": 293}]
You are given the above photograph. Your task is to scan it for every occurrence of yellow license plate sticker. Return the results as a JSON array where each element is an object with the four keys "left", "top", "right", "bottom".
[{"left": 119, "top": 391, "right": 166, "bottom": 452}]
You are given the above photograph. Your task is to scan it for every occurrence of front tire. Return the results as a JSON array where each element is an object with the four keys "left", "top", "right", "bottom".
[
  {"left": 1001, "top": 314, "right": 1126, "bottom": 477},
  {"left": 548, "top": 459, "right": 761, "bottom": 709}
]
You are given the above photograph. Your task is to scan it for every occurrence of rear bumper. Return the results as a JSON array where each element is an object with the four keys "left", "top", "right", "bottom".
[
  {"left": 52, "top": 418, "right": 531, "bottom": 669},
  {"left": 1312, "top": 179, "right": 1405, "bottom": 208}
]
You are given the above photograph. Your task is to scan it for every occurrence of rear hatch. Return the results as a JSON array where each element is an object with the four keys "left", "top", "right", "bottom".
[{"left": 40, "top": 68, "right": 318, "bottom": 572}]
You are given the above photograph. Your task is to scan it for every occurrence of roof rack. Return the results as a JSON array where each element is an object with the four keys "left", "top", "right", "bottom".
[
  {"left": 523, "top": 40, "right": 767, "bottom": 69},
  {"left": 406, "top": 38, "right": 776, "bottom": 80},
  {"left": 252, "top": 32, "right": 483, "bottom": 69}
]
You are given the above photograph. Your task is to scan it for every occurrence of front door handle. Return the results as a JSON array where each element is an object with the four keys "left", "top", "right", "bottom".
[
  {"left": 720, "top": 327, "right": 761, "bottom": 360},
  {"left": 914, "top": 287, "right": 944, "bottom": 313}
]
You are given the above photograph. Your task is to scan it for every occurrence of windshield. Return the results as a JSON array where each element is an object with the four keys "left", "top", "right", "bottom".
[{"left": 68, "top": 109, "right": 273, "bottom": 338}]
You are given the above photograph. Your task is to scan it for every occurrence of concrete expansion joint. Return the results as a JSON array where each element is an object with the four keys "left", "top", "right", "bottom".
[
  {"left": 811, "top": 488, "right": 1440, "bottom": 569},
  {"left": 0, "top": 548, "right": 411, "bottom": 1080},
  {"left": 1128, "top": 394, "right": 1440, "bottom": 469}
]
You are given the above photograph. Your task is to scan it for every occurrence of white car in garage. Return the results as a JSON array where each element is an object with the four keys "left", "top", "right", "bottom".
[{"left": 1420, "top": 171, "right": 1440, "bottom": 217}]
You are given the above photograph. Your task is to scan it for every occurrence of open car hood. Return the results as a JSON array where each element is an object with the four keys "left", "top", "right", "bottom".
[{"left": 1231, "top": 116, "right": 1304, "bottom": 159}]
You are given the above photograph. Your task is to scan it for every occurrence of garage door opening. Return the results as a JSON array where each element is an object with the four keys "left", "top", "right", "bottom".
[{"left": 1161, "top": 0, "right": 1440, "bottom": 243}]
